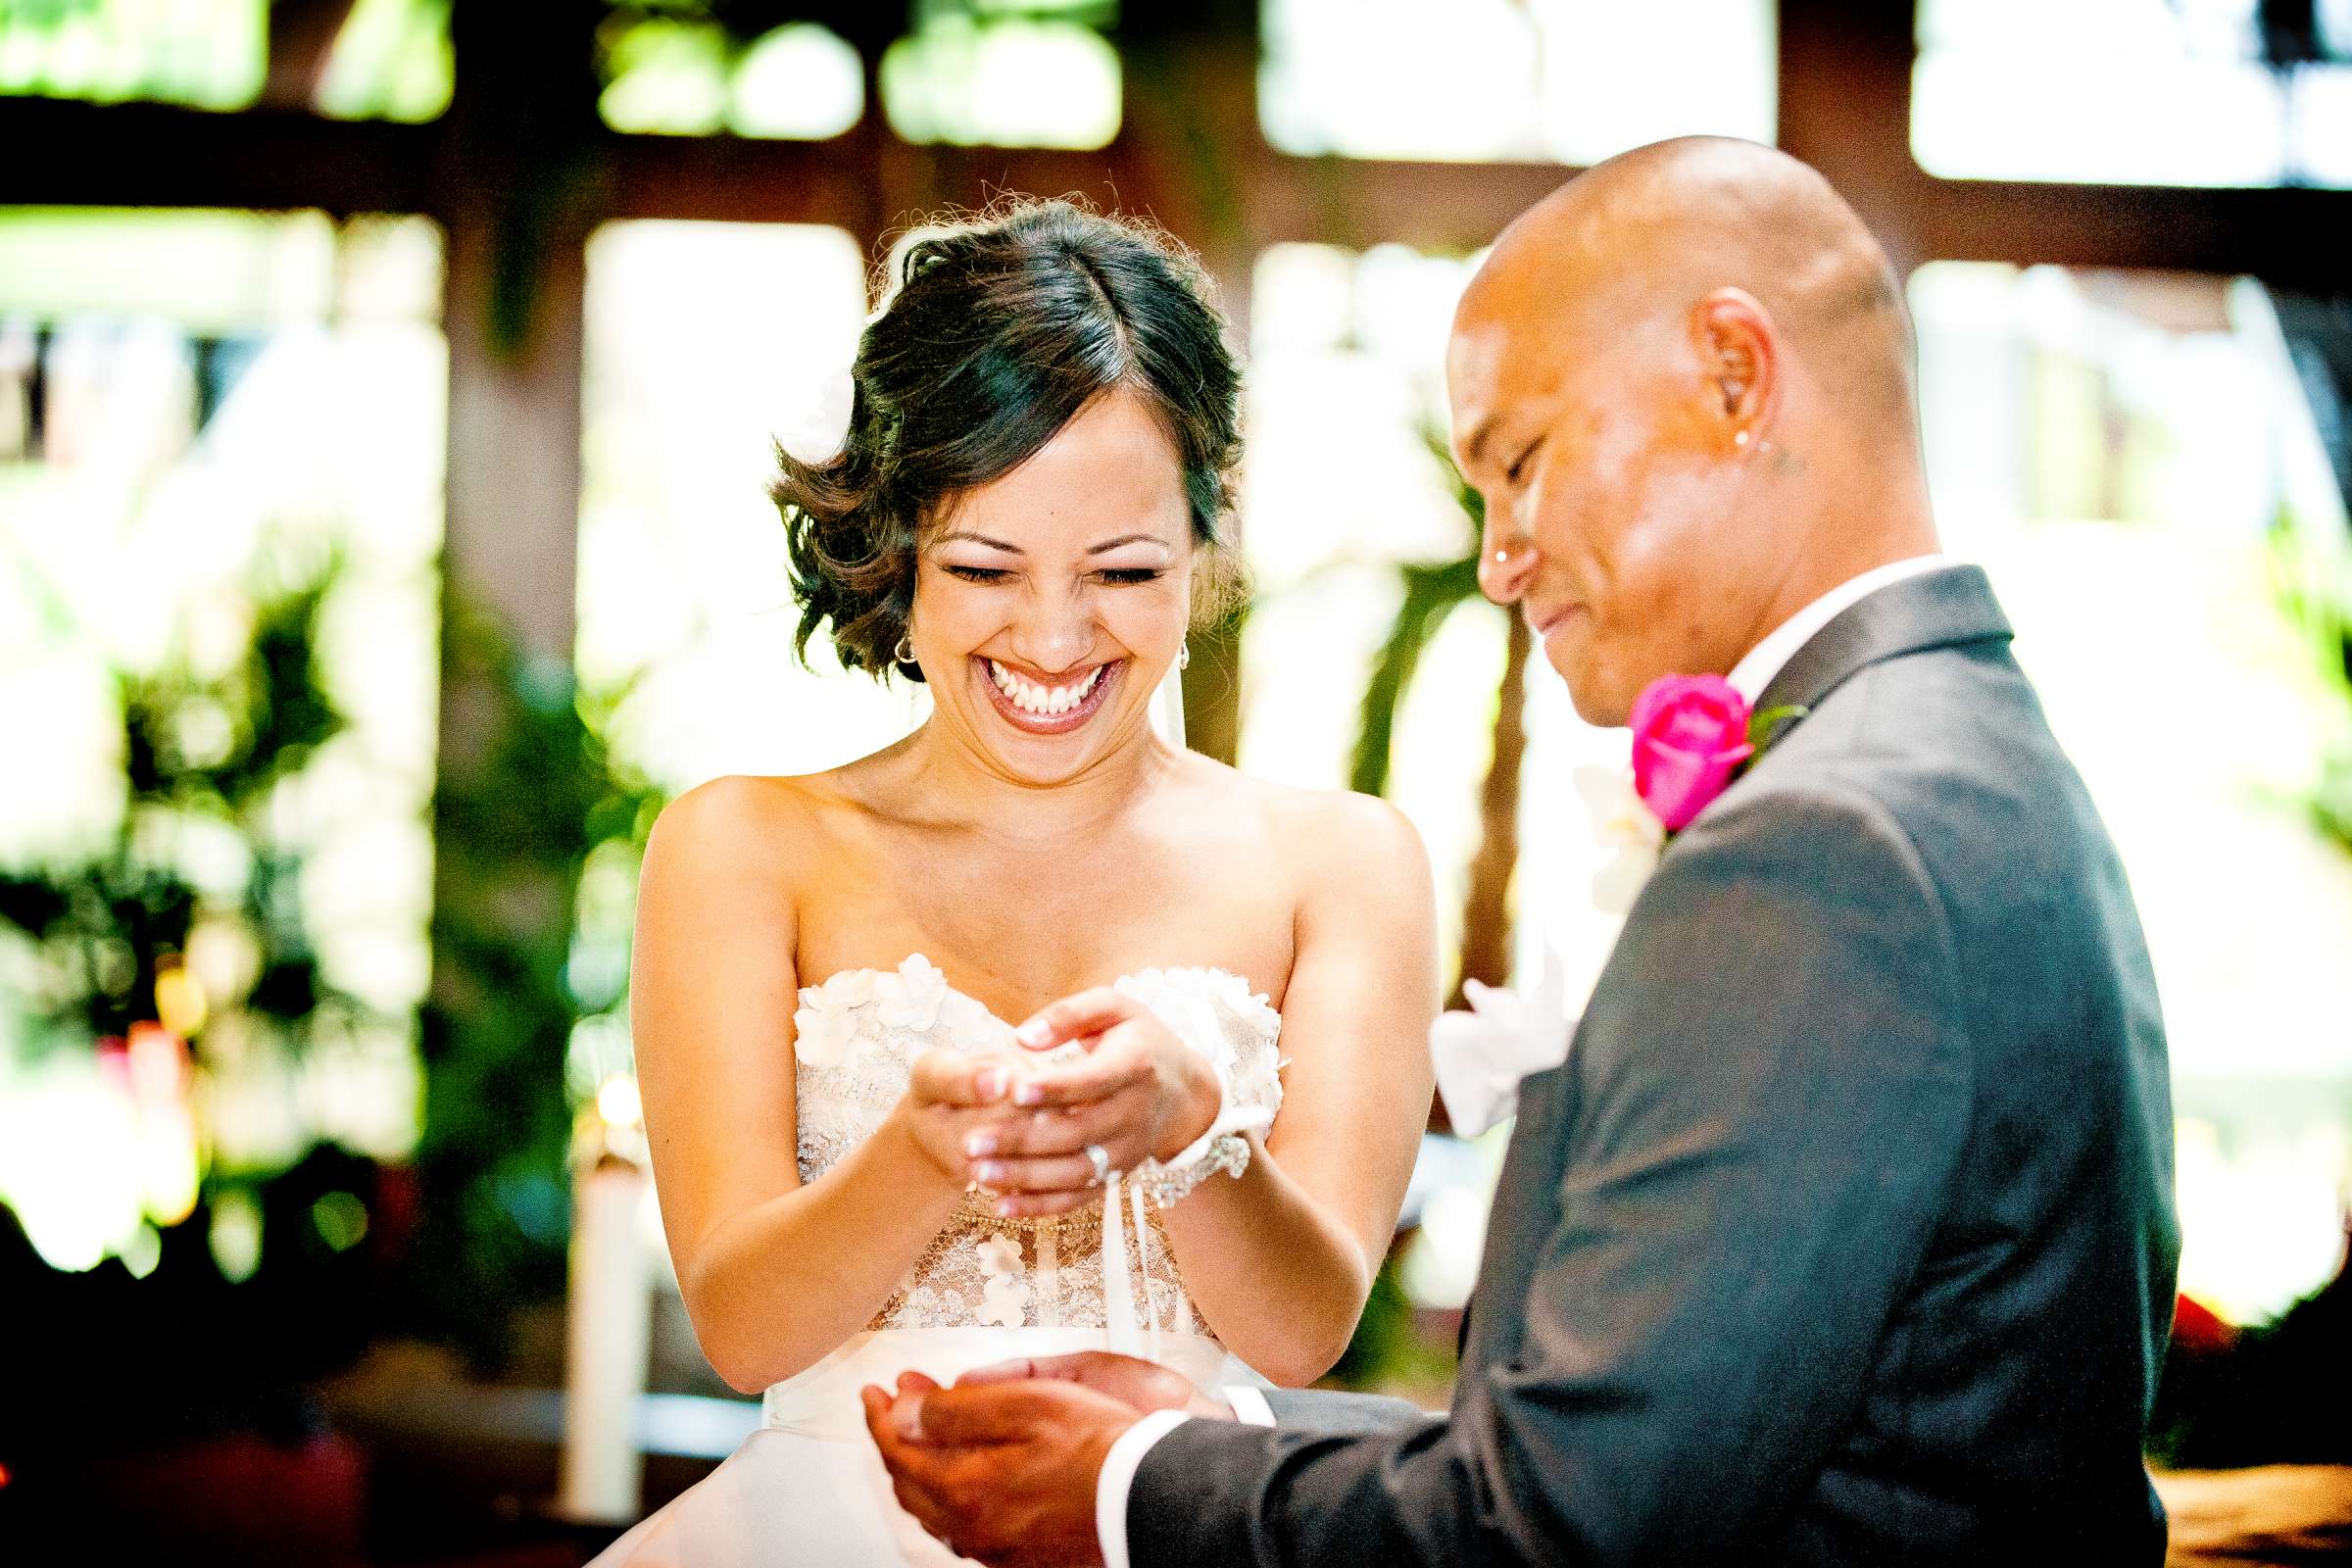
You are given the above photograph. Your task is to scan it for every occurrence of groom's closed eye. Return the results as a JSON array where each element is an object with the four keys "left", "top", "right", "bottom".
[{"left": 1506, "top": 437, "right": 1545, "bottom": 485}]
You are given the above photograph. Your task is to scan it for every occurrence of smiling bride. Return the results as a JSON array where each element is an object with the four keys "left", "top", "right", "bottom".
[{"left": 588, "top": 200, "right": 1438, "bottom": 1567}]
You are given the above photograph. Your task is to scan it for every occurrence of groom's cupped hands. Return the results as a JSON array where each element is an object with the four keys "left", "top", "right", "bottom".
[
  {"left": 863, "top": 1354, "right": 1236, "bottom": 1565},
  {"left": 956, "top": 1349, "right": 1237, "bottom": 1421},
  {"left": 862, "top": 1369, "right": 1135, "bottom": 1568}
]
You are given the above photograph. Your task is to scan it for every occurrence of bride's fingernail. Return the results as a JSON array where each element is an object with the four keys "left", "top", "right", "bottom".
[
  {"left": 964, "top": 1131, "right": 997, "bottom": 1157},
  {"left": 975, "top": 1067, "right": 1006, "bottom": 1100},
  {"left": 1015, "top": 1019, "right": 1052, "bottom": 1047},
  {"left": 995, "top": 1198, "right": 1018, "bottom": 1217},
  {"left": 975, "top": 1160, "right": 1006, "bottom": 1183},
  {"left": 1013, "top": 1083, "right": 1044, "bottom": 1106}
]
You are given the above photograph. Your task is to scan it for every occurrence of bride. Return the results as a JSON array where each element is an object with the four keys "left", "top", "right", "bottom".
[{"left": 592, "top": 200, "right": 1437, "bottom": 1566}]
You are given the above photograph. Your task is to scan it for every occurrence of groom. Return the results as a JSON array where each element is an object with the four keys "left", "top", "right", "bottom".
[{"left": 865, "top": 137, "right": 2180, "bottom": 1564}]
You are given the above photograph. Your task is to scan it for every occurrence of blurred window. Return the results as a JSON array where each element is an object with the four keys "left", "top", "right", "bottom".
[
  {"left": 883, "top": 0, "right": 1119, "bottom": 148},
  {"left": 311, "top": 0, "right": 452, "bottom": 122},
  {"left": 577, "top": 219, "right": 914, "bottom": 797},
  {"left": 0, "top": 0, "right": 453, "bottom": 122},
  {"left": 597, "top": 15, "right": 863, "bottom": 139},
  {"left": 1912, "top": 259, "right": 2352, "bottom": 1322},
  {"left": 572, "top": 218, "right": 927, "bottom": 1104},
  {"left": 1258, "top": 0, "right": 1776, "bottom": 165},
  {"left": 0, "top": 0, "right": 266, "bottom": 111},
  {"left": 0, "top": 207, "right": 442, "bottom": 1269},
  {"left": 1913, "top": 0, "right": 2352, "bottom": 188},
  {"left": 595, "top": 2, "right": 1120, "bottom": 147}
]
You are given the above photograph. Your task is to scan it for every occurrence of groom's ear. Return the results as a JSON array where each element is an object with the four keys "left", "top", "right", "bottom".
[{"left": 1690, "top": 288, "right": 1778, "bottom": 447}]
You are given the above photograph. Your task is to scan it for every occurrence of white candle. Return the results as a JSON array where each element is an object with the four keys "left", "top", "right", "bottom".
[{"left": 558, "top": 1152, "right": 654, "bottom": 1523}]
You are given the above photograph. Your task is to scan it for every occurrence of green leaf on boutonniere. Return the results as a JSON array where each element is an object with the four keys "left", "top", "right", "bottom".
[{"left": 1748, "top": 704, "right": 1809, "bottom": 754}]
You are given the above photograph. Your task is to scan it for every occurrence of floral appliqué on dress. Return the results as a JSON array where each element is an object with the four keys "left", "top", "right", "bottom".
[{"left": 789, "top": 955, "right": 1285, "bottom": 1335}]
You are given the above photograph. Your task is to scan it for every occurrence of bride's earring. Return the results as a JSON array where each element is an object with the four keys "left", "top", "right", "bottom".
[
  {"left": 1177, "top": 639, "right": 1192, "bottom": 671},
  {"left": 895, "top": 630, "right": 915, "bottom": 666}
]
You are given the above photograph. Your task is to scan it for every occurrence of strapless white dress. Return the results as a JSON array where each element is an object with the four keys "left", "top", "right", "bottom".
[{"left": 590, "top": 956, "right": 1287, "bottom": 1567}]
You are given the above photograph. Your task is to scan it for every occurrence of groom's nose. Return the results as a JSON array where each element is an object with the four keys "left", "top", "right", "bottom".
[{"left": 1478, "top": 514, "right": 1538, "bottom": 605}]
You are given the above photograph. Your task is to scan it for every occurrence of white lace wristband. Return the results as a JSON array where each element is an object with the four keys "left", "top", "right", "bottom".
[
  {"left": 1131, "top": 1064, "right": 1272, "bottom": 1207},
  {"left": 1131, "top": 1133, "right": 1250, "bottom": 1206}
]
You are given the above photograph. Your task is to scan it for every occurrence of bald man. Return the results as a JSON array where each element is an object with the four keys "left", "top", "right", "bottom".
[{"left": 867, "top": 138, "right": 2180, "bottom": 1565}]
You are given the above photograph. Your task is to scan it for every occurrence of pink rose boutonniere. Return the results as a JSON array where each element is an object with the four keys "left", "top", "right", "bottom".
[
  {"left": 1576, "top": 675, "right": 1805, "bottom": 913},
  {"left": 1630, "top": 674, "right": 1755, "bottom": 832}
]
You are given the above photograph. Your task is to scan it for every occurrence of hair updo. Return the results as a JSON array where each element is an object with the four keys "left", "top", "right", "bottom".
[{"left": 775, "top": 199, "right": 1243, "bottom": 682}]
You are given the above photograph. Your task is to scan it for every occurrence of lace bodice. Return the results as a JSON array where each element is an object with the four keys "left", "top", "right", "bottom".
[{"left": 793, "top": 956, "right": 1284, "bottom": 1340}]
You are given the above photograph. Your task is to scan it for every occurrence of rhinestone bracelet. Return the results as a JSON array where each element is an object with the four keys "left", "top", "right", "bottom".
[{"left": 1130, "top": 1132, "right": 1251, "bottom": 1207}]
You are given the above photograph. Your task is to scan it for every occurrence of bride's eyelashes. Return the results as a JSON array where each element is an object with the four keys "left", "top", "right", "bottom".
[{"left": 939, "top": 564, "right": 1166, "bottom": 586}]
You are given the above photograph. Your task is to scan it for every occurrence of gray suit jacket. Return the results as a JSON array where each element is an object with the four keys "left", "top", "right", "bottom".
[{"left": 1131, "top": 565, "right": 2180, "bottom": 1564}]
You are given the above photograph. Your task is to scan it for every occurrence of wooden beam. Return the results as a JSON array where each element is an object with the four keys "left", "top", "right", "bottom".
[
  {"left": 604, "top": 124, "right": 1171, "bottom": 241},
  {"left": 17, "top": 96, "right": 2343, "bottom": 294},
  {"left": 259, "top": 0, "right": 365, "bottom": 114},
  {"left": 1777, "top": 0, "right": 2352, "bottom": 289},
  {"left": 8, "top": 1, "right": 2349, "bottom": 281},
  {"left": 1892, "top": 177, "right": 2351, "bottom": 288},
  {"left": 1243, "top": 156, "right": 1571, "bottom": 254},
  {"left": 0, "top": 98, "right": 433, "bottom": 215}
]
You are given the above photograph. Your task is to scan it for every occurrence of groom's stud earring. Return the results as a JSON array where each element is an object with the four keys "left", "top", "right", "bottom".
[
  {"left": 1734, "top": 429, "right": 1751, "bottom": 448},
  {"left": 1178, "top": 639, "right": 1192, "bottom": 671}
]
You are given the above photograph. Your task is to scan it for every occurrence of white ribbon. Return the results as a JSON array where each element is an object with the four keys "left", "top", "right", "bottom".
[
  {"left": 1102, "top": 1172, "right": 1139, "bottom": 1355},
  {"left": 1100, "top": 1067, "right": 1274, "bottom": 1358}
]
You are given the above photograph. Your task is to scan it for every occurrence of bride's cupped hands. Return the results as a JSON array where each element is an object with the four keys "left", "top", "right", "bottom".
[{"left": 901, "top": 988, "right": 1225, "bottom": 1220}]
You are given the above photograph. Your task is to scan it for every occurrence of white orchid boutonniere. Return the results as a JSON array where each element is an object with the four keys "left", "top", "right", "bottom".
[
  {"left": 1428, "top": 944, "right": 1572, "bottom": 1137},
  {"left": 1574, "top": 764, "right": 1669, "bottom": 916}
]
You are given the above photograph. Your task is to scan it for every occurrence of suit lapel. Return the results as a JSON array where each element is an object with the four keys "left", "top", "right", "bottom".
[{"left": 1755, "top": 564, "right": 2015, "bottom": 726}]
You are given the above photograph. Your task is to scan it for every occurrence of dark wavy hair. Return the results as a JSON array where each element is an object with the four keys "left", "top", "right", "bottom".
[{"left": 775, "top": 199, "right": 1243, "bottom": 682}]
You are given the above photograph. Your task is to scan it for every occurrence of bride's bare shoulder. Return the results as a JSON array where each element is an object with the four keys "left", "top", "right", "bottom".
[
  {"left": 642, "top": 764, "right": 874, "bottom": 886},
  {"left": 1174, "top": 753, "right": 1431, "bottom": 893}
]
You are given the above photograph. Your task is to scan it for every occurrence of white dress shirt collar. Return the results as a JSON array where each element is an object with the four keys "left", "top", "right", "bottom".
[{"left": 1726, "top": 555, "right": 1952, "bottom": 707}]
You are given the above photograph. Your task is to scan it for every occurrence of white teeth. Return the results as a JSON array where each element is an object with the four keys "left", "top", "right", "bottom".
[{"left": 985, "top": 660, "right": 1104, "bottom": 719}]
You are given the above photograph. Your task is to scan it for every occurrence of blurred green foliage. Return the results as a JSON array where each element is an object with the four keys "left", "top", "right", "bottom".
[
  {"left": 408, "top": 599, "right": 663, "bottom": 1366},
  {"left": 1348, "top": 424, "right": 1488, "bottom": 802},
  {"left": 0, "top": 550, "right": 417, "bottom": 1416},
  {"left": 2270, "top": 504, "right": 2352, "bottom": 854},
  {"left": 0, "top": 553, "right": 355, "bottom": 1056}
]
